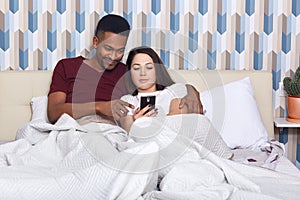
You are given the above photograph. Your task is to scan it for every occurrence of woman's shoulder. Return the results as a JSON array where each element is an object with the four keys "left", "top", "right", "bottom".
[
  {"left": 164, "top": 83, "right": 187, "bottom": 97},
  {"left": 166, "top": 83, "right": 186, "bottom": 89},
  {"left": 120, "top": 94, "right": 134, "bottom": 101}
]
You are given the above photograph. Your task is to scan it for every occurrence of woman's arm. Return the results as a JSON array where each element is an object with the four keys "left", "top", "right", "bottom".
[
  {"left": 119, "top": 105, "right": 158, "bottom": 133},
  {"left": 119, "top": 115, "right": 135, "bottom": 133}
]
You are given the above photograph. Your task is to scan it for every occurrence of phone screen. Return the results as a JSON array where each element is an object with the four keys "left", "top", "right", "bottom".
[{"left": 140, "top": 96, "right": 156, "bottom": 111}]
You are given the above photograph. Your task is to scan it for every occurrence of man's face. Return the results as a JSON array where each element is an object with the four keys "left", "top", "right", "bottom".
[{"left": 95, "top": 32, "right": 128, "bottom": 70}]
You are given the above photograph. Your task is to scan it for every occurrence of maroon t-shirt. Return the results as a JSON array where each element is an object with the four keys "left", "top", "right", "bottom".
[{"left": 49, "top": 56, "right": 127, "bottom": 103}]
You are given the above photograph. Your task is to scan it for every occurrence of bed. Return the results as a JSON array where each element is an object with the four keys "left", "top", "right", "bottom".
[{"left": 0, "top": 69, "right": 299, "bottom": 200}]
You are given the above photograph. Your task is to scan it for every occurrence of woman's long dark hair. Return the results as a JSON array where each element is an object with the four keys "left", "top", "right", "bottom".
[{"left": 125, "top": 46, "right": 175, "bottom": 96}]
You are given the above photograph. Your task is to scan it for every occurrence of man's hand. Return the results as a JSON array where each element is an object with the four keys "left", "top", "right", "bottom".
[
  {"left": 96, "top": 100, "right": 134, "bottom": 121},
  {"left": 179, "top": 84, "right": 203, "bottom": 114}
]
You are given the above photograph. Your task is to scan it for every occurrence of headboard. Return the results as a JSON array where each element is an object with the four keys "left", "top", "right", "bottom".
[
  {"left": 0, "top": 70, "right": 273, "bottom": 141},
  {"left": 0, "top": 71, "right": 52, "bottom": 141}
]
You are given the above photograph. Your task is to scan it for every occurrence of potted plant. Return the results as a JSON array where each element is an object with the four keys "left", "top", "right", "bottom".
[{"left": 283, "top": 66, "right": 300, "bottom": 123}]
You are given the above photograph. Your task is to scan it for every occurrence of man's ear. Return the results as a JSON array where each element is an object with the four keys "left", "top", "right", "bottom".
[{"left": 93, "top": 36, "right": 98, "bottom": 48}]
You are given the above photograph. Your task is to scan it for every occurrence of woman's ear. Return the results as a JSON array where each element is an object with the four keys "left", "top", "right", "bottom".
[{"left": 93, "top": 36, "right": 98, "bottom": 48}]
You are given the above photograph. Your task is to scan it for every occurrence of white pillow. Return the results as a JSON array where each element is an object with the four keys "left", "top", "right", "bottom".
[
  {"left": 30, "top": 96, "right": 49, "bottom": 123},
  {"left": 200, "top": 77, "right": 268, "bottom": 149}
]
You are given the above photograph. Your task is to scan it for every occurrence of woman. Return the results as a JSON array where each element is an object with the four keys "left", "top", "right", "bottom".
[
  {"left": 119, "top": 46, "right": 189, "bottom": 132},
  {"left": 119, "top": 46, "right": 233, "bottom": 161}
]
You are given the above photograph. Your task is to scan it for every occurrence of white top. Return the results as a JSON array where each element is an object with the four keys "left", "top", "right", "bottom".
[{"left": 121, "top": 83, "right": 187, "bottom": 116}]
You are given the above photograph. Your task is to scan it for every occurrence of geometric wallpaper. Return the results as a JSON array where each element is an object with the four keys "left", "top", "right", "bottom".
[
  {"left": 1, "top": 1, "right": 299, "bottom": 112},
  {"left": 0, "top": 1, "right": 299, "bottom": 73},
  {"left": 0, "top": 0, "right": 300, "bottom": 165}
]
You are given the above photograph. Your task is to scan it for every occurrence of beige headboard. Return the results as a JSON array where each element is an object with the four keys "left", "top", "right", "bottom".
[
  {"left": 0, "top": 70, "right": 273, "bottom": 141},
  {"left": 0, "top": 71, "right": 52, "bottom": 141}
]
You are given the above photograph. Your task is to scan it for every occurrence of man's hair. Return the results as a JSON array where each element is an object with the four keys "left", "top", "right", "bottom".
[{"left": 95, "top": 14, "right": 130, "bottom": 37}]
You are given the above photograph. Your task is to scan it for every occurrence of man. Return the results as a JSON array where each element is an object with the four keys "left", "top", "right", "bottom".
[{"left": 47, "top": 14, "right": 202, "bottom": 124}]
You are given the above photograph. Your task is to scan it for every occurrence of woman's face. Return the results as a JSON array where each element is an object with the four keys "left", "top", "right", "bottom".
[{"left": 130, "top": 53, "right": 156, "bottom": 93}]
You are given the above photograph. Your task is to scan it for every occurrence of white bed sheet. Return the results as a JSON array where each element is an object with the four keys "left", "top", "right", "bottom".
[
  {"left": 232, "top": 148, "right": 300, "bottom": 177},
  {"left": 275, "top": 156, "right": 300, "bottom": 177},
  {"left": 1, "top": 114, "right": 300, "bottom": 200}
]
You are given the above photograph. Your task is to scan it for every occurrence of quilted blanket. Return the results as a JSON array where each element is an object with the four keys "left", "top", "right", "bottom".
[{"left": 0, "top": 114, "right": 299, "bottom": 200}]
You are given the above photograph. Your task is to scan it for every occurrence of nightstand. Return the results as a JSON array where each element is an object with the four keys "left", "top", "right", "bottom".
[{"left": 274, "top": 117, "right": 299, "bottom": 162}]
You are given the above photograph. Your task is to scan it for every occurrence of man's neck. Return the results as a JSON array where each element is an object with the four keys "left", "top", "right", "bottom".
[{"left": 83, "top": 58, "right": 105, "bottom": 72}]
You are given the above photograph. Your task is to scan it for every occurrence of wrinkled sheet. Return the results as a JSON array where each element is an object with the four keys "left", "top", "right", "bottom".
[
  {"left": 0, "top": 114, "right": 158, "bottom": 200},
  {"left": 232, "top": 139, "right": 285, "bottom": 170},
  {"left": 0, "top": 114, "right": 299, "bottom": 200}
]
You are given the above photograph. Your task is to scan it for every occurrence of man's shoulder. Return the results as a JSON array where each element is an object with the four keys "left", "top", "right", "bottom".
[
  {"left": 58, "top": 56, "right": 84, "bottom": 64},
  {"left": 54, "top": 56, "right": 84, "bottom": 72}
]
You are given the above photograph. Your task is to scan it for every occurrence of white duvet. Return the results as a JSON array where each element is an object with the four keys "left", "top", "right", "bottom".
[{"left": 0, "top": 114, "right": 299, "bottom": 200}]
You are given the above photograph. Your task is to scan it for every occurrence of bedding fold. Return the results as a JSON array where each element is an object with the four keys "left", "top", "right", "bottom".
[{"left": 0, "top": 113, "right": 299, "bottom": 200}]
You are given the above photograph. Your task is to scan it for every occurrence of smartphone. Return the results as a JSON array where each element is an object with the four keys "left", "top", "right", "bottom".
[{"left": 140, "top": 96, "right": 156, "bottom": 112}]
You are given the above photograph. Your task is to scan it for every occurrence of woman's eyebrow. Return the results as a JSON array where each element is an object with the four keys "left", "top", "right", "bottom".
[{"left": 132, "top": 62, "right": 153, "bottom": 66}]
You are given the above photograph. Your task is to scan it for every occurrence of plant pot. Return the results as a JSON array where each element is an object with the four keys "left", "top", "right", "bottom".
[{"left": 286, "top": 96, "right": 300, "bottom": 123}]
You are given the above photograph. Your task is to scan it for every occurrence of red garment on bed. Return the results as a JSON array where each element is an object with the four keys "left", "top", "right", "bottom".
[{"left": 48, "top": 56, "right": 127, "bottom": 103}]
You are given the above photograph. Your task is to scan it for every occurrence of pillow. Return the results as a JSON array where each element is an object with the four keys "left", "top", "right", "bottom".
[
  {"left": 200, "top": 77, "right": 268, "bottom": 149},
  {"left": 16, "top": 96, "right": 49, "bottom": 142},
  {"left": 30, "top": 96, "right": 49, "bottom": 123}
]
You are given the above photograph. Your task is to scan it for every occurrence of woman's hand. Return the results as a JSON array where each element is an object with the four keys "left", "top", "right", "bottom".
[{"left": 133, "top": 105, "right": 158, "bottom": 120}]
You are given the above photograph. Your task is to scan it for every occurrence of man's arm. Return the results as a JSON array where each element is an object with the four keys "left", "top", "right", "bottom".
[
  {"left": 47, "top": 91, "right": 133, "bottom": 123},
  {"left": 179, "top": 84, "right": 203, "bottom": 114},
  {"left": 168, "top": 98, "right": 188, "bottom": 116},
  {"left": 47, "top": 92, "right": 96, "bottom": 123}
]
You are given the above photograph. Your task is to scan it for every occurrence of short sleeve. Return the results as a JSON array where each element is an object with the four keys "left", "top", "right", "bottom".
[
  {"left": 48, "top": 60, "right": 68, "bottom": 95},
  {"left": 166, "top": 83, "right": 187, "bottom": 98}
]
